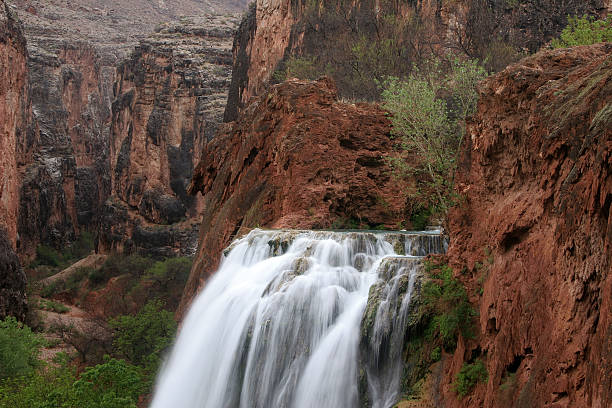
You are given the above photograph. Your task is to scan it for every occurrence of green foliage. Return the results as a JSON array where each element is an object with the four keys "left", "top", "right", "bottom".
[
  {"left": 0, "top": 317, "right": 45, "bottom": 380},
  {"left": 36, "top": 245, "right": 63, "bottom": 267},
  {"left": 551, "top": 16, "right": 612, "bottom": 48},
  {"left": 72, "top": 357, "right": 145, "bottom": 408},
  {"left": 430, "top": 346, "right": 441, "bottom": 362},
  {"left": 109, "top": 300, "right": 177, "bottom": 373},
  {"left": 90, "top": 254, "right": 155, "bottom": 287},
  {"left": 453, "top": 359, "right": 488, "bottom": 397},
  {"left": 144, "top": 257, "right": 192, "bottom": 288},
  {"left": 34, "top": 233, "right": 95, "bottom": 269},
  {"left": 274, "top": 56, "right": 320, "bottom": 82},
  {"left": 36, "top": 299, "right": 70, "bottom": 314},
  {"left": 409, "top": 203, "right": 432, "bottom": 230},
  {"left": 382, "top": 57, "right": 487, "bottom": 217},
  {"left": 0, "top": 357, "right": 144, "bottom": 408},
  {"left": 423, "top": 261, "right": 477, "bottom": 350}
]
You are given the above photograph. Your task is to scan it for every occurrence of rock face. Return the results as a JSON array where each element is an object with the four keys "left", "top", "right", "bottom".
[
  {"left": 224, "top": 0, "right": 607, "bottom": 121},
  {"left": 17, "top": 39, "right": 114, "bottom": 257},
  {"left": 0, "top": 0, "right": 29, "bottom": 249},
  {"left": 444, "top": 44, "right": 611, "bottom": 407},
  {"left": 181, "top": 77, "right": 408, "bottom": 314},
  {"left": 0, "top": 228, "right": 27, "bottom": 321},
  {"left": 100, "top": 14, "right": 238, "bottom": 257}
]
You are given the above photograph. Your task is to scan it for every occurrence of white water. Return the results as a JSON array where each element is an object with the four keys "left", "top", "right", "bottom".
[{"left": 151, "top": 229, "right": 445, "bottom": 408}]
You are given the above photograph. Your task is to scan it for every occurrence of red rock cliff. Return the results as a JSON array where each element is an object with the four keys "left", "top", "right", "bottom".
[
  {"left": 0, "top": 0, "right": 29, "bottom": 249},
  {"left": 224, "top": 0, "right": 607, "bottom": 121},
  {"left": 180, "top": 77, "right": 408, "bottom": 315},
  {"left": 0, "top": 0, "right": 28, "bottom": 320},
  {"left": 443, "top": 44, "right": 611, "bottom": 407}
]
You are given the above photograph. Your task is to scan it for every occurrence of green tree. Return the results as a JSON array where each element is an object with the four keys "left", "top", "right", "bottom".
[
  {"left": 452, "top": 359, "right": 488, "bottom": 397},
  {"left": 382, "top": 57, "right": 487, "bottom": 218},
  {"left": 0, "top": 317, "right": 45, "bottom": 379},
  {"left": 109, "top": 300, "right": 177, "bottom": 373},
  {"left": 552, "top": 15, "right": 612, "bottom": 48}
]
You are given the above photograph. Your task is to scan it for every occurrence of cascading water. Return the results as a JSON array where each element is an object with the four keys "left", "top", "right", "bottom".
[{"left": 151, "top": 229, "right": 446, "bottom": 408}]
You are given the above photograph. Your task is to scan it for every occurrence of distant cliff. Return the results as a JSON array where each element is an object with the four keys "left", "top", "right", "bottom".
[
  {"left": 224, "top": 0, "right": 607, "bottom": 121},
  {"left": 100, "top": 15, "right": 238, "bottom": 257}
]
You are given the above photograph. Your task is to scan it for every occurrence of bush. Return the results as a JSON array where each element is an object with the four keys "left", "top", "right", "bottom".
[
  {"left": 72, "top": 357, "right": 145, "bottom": 408},
  {"left": 109, "top": 300, "right": 177, "bottom": 373},
  {"left": 35, "top": 245, "right": 62, "bottom": 267},
  {"left": 551, "top": 15, "right": 612, "bottom": 48},
  {"left": 91, "top": 254, "right": 155, "bottom": 287},
  {"left": 273, "top": 56, "right": 320, "bottom": 82},
  {"left": 144, "top": 257, "right": 192, "bottom": 287},
  {"left": 0, "top": 317, "right": 45, "bottom": 380},
  {"left": 0, "top": 357, "right": 144, "bottom": 408},
  {"left": 453, "top": 359, "right": 488, "bottom": 397},
  {"left": 423, "top": 261, "right": 477, "bottom": 350},
  {"left": 382, "top": 57, "right": 487, "bottom": 217}
]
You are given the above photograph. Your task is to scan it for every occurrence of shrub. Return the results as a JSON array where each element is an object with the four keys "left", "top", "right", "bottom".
[
  {"left": 72, "top": 357, "right": 145, "bottom": 408},
  {"left": 144, "top": 257, "right": 192, "bottom": 287},
  {"left": 109, "top": 300, "right": 177, "bottom": 373},
  {"left": 0, "top": 317, "right": 45, "bottom": 380},
  {"left": 382, "top": 57, "right": 487, "bottom": 218},
  {"left": 35, "top": 245, "right": 62, "bottom": 267},
  {"left": 551, "top": 15, "right": 612, "bottom": 48},
  {"left": 91, "top": 254, "right": 155, "bottom": 287},
  {"left": 453, "top": 359, "right": 488, "bottom": 397},
  {"left": 273, "top": 56, "right": 321, "bottom": 82},
  {"left": 423, "top": 261, "right": 477, "bottom": 350}
]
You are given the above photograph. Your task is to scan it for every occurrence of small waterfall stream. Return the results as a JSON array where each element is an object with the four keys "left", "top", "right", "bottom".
[{"left": 151, "top": 229, "right": 446, "bottom": 408}]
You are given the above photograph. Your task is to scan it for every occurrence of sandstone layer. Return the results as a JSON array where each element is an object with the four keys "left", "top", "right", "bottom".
[
  {"left": 0, "top": 0, "right": 29, "bottom": 249},
  {"left": 100, "top": 14, "right": 238, "bottom": 258},
  {"left": 181, "top": 77, "right": 408, "bottom": 315},
  {"left": 444, "top": 44, "right": 611, "bottom": 407}
]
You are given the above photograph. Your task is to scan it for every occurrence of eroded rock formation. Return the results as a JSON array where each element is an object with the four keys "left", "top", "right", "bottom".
[
  {"left": 181, "top": 77, "right": 408, "bottom": 315},
  {"left": 100, "top": 14, "right": 238, "bottom": 257},
  {"left": 444, "top": 44, "right": 611, "bottom": 407}
]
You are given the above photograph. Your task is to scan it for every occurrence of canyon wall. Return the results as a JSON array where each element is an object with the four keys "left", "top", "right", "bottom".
[
  {"left": 17, "top": 39, "right": 114, "bottom": 257},
  {"left": 100, "top": 14, "right": 238, "bottom": 258},
  {"left": 0, "top": 0, "right": 28, "bottom": 320},
  {"left": 0, "top": 0, "right": 29, "bottom": 249},
  {"left": 180, "top": 77, "right": 408, "bottom": 315},
  {"left": 224, "top": 0, "right": 607, "bottom": 121},
  {"left": 444, "top": 44, "right": 611, "bottom": 407}
]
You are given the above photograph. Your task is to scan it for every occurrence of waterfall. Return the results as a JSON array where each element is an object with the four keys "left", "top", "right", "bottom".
[{"left": 151, "top": 229, "right": 445, "bottom": 408}]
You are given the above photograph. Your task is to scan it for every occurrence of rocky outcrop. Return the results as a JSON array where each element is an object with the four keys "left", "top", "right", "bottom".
[
  {"left": 224, "top": 0, "right": 607, "bottom": 120},
  {"left": 0, "top": 0, "right": 30, "bottom": 249},
  {"left": 0, "top": 228, "right": 27, "bottom": 321},
  {"left": 180, "top": 77, "right": 409, "bottom": 315},
  {"left": 100, "top": 14, "right": 238, "bottom": 257},
  {"left": 444, "top": 44, "right": 611, "bottom": 407}
]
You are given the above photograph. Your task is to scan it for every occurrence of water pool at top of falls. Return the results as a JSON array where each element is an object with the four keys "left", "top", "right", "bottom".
[{"left": 151, "top": 229, "right": 447, "bottom": 408}]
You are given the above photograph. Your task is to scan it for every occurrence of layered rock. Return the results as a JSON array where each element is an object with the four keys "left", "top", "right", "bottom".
[
  {"left": 100, "top": 14, "right": 239, "bottom": 257},
  {"left": 444, "top": 44, "right": 611, "bottom": 407},
  {"left": 181, "top": 77, "right": 408, "bottom": 315},
  {"left": 224, "top": 0, "right": 607, "bottom": 121},
  {"left": 0, "top": 0, "right": 30, "bottom": 249}
]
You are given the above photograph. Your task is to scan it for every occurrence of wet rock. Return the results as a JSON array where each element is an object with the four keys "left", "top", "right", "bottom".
[{"left": 0, "top": 228, "right": 27, "bottom": 321}]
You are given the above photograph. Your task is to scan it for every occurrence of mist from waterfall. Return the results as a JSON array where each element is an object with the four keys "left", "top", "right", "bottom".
[{"left": 150, "top": 229, "right": 445, "bottom": 408}]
